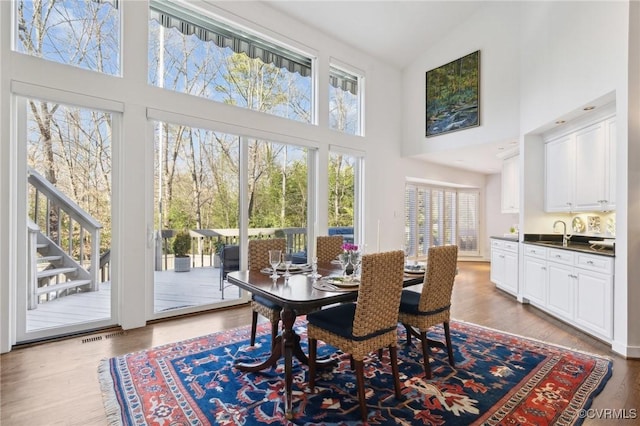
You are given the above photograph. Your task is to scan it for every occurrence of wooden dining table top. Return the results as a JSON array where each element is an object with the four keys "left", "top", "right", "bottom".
[{"left": 227, "top": 262, "right": 425, "bottom": 311}]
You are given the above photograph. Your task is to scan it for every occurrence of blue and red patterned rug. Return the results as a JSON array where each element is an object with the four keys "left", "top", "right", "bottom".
[{"left": 99, "top": 319, "right": 611, "bottom": 425}]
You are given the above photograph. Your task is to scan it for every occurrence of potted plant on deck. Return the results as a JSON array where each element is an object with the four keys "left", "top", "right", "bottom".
[
  {"left": 173, "top": 231, "right": 191, "bottom": 272},
  {"left": 213, "top": 239, "right": 225, "bottom": 268}
]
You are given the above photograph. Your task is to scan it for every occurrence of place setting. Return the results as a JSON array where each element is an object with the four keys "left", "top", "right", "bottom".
[
  {"left": 404, "top": 263, "right": 426, "bottom": 276},
  {"left": 313, "top": 275, "right": 360, "bottom": 292}
]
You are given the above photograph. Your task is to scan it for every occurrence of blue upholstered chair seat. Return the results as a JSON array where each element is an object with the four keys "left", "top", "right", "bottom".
[
  {"left": 252, "top": 295, "right": 281, "bottom": 310},
  {"left": 400, "top": 289, "right": 451, "bottom": 316},
  {"left": 307, "top": 303, "right": 395, "bottom": 341}
]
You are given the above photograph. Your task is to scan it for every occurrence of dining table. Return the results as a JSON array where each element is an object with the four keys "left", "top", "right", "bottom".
[{"left": 226, "top": 261, "right": 425, "bottom": 419}]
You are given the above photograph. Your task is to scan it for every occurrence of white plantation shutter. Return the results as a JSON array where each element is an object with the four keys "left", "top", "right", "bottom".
[
  {"left": 404, "top": 184, "right": 479, "bottom": 258},
  {"left": 457, "top": 191, "right": 479, "bottom": 254}
]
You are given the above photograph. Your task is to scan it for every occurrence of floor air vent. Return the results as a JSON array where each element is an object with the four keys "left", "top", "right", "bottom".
[
  {"left": 82, "top": 335, "right": 103, "bottom": 343},
  {"left": 81, "top": 330, "right": 125, "bottom": 343},
  {"left": 104, "top": 331, "right": 125, "bottom": 339}
]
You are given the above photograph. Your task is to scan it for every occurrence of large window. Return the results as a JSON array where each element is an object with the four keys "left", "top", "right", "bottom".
[
  {"left": 405, "top": 184, "right": 479, "bottom": 257},
  {"left": 148, "top": 0, "right": 313, "bottom": 124},
  {"left": 15, "top": 0, "right": 121, "bottom": 75},
  {"left": 329, "top": 65, "right": 362, "bottom": 135}
]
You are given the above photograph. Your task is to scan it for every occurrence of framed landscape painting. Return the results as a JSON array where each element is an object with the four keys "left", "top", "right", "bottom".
[{"left": 426, "top": 50, "right": 480, "bottom": 137}]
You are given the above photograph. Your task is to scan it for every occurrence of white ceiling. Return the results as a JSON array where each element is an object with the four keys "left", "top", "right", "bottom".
[
  {"left": 263, "top": 1, "right": 482, "bottom": 67},
  {"left": 262, "top": 1, "right": 507, "bottom": 174}
]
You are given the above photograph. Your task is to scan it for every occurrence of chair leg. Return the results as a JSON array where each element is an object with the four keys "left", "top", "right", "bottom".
[
  {"left": 443, "top": 321, "right": 455, "bottom": 366},
  {"left": 354, "top": 359, "right": 368, "bottom": 423},
  {"left": 270, "top": 320, "right": 279, "bottom": 350},
  {"left": 389, "top": 345, "right": 402, "bottom": 399},
  {"left": 350, "top": 354, "right": 355, "bottom": 371},
  {"left": 403, "top": 323, "right": 412, "bottom": 345},
  {"left": 308, "top": 338, "right": 317, "bottom": 391},
  {"left": 420, "top": 330, "right": 433, "bottom": 379},
  {"left": 378, "top": 348, "right": 383, "bottom": 360},
  {"left": 250, "top": 310, "right": 258, "bottom": 346}
]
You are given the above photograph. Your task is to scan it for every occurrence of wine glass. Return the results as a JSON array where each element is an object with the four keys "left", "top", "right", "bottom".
[
  {"left": 338, "top": 252, "right": 350, "bottom": 278},
  {"left": 310, "top": 256, "right": 320, "bottom": 280},
  {"left": 283, "top": 250, "right": 293, "bottom": 278},
  {"left": 350, "top": 251, "right": 362, "bottom": 279},
  {"left": 403, "top": 244, "right": 411, "bottom": 267},
  {"left": 269, "top": 249, "right": 281, "bottom": 280}
]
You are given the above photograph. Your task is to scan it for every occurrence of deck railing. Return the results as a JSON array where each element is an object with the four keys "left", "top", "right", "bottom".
[{"left": 155, "top": 227, "right": 310, "bottom": 271}]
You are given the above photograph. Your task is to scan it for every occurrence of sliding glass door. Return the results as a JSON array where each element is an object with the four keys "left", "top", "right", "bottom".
[
  {"left": 16, "top": 96, "right": 116, "bottom": 342},
  {"left": 152, "top": 121, "right": 310, "bottom": 315}
]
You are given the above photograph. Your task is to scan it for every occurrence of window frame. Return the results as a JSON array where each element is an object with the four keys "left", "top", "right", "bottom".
[
  {"left": 329, "top": 59, "right": 364, "bottom": 136},
  {"left": 148, "top": 0, "right": 317, "bottom": 125}
]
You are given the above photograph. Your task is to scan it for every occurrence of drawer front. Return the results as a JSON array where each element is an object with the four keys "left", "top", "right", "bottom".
[
  {"left": 491, "top": 239, "right": 505, "bottom": 250},
  {"left": 523, "top": 244, "right": 547, "bottom": 259},
  {"left": 503, "top": 241, "right": 519, "bottom": 253},
  {"left": 547, "top": 248, "right": 574, "bottom": 265},
  {"left": 576, "top": 253, "right": 613, "bottom": 274}
]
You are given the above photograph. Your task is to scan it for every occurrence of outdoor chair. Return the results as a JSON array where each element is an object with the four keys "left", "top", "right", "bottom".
[
  {"left": 219, "top": 244, "right": 240, "bottom": 300},
  {"left": 316, "top": 235, "right": 344, "bottom": 263},
  {"left": 307, "top": 250, "right": 405, "bottom": 422},
  {"left": 398, "top": 245, "right": 458, "bottom": 379}
]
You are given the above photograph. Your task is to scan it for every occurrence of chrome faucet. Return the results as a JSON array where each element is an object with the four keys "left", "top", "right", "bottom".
[{"left": 553, "top": 220, "right": 570, "bottom": 247}]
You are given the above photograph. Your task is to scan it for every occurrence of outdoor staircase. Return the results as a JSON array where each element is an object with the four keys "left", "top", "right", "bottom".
[
  {"left": 34, "top": 232, "right": 92, "bottom": 302},
  {"left": 27, "top": 168, "right": 102, "bottom": 310}
]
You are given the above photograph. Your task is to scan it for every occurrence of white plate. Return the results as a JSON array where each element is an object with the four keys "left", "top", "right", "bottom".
[
  {"left": 404, "top": 268, "right": 425, "bottom": 275},
  {"left": 323, "top": 277, "right": 360, "bottom": 287}
]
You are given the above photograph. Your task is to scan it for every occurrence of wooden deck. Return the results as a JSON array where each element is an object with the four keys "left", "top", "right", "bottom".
[{"left": 27, "top": 266, "right": 242, "bottom": 331}]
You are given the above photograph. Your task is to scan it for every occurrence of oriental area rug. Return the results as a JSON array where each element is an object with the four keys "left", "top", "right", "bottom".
[{"left": 99, "top": 319, "right": 611, "bottom": 425}]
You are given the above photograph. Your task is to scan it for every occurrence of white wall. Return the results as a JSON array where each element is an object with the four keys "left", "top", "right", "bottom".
[{"left": 402, "top": 2, "right": 521, "bottom": 157}]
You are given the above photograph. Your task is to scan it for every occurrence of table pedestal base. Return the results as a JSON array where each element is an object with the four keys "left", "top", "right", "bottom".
[{"left": 234, "top": 308, "right": 336, "bottom": 419}]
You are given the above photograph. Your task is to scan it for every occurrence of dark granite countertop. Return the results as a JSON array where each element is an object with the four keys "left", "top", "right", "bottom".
[{"left": 522, "top": 234, "right": 615, "bottom": 257}]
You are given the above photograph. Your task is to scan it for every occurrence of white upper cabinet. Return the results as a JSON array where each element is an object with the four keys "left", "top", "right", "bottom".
[
  {"left": 501, "top": 154, "right": 520, "bottom": 213},
  {"left": 544, "top": 112, "right": 616, "bottom": 213},
  {"left": 574, "top": 122, "right": 606, "bottom": 210},
  {"left": 545, "top": 135, "right": 574, "bottom": 212}
]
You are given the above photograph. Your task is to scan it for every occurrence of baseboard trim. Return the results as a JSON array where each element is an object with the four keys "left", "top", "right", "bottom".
[{"left": 611, "top": 341, "right": 640, "bottom": 359}]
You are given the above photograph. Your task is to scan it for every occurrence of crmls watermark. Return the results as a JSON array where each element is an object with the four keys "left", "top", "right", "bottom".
[{"left": 578, "top": 408, "right": 638, "bottom": 420}]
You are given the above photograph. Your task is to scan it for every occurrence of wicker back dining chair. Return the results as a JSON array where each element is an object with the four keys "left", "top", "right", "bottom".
[
  {"left": 316, "top": 235, "right": 344, "bottom": 263},
  {"left": 398, "top": 245, "right": 458, "bottom": 379},
  {"left": 248, "top": 238, "right": 286, "bottom": 347},
  {"left": 307, "top": 250, "right": 405, "bottom": 423}
]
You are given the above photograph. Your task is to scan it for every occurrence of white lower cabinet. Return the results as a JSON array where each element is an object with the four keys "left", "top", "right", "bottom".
[
  {"left": 575, "top": 268, "right": 612, "bottom": 340},
  {"left": 523, "top": 247, "right": 547, "bottom": 306},
  {"left": 546, "top": 261, "right": 574, "bottom": 320},
  {"left": 490, "top": 238, "right": 519, "bottom": 296},
  {"left": 523, "top": 244, "right": 613, "bottom": 342}
]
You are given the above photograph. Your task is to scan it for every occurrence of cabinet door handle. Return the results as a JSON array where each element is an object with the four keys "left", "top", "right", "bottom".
[
  {"left": 587, "top": 260, "right": 594, "bottom": 265},
  {"left": 555, "top": 254, "right": 561, "bottom": 258},
  {"left": 541, "top": 267, "right": 547, "bottom": 271}
]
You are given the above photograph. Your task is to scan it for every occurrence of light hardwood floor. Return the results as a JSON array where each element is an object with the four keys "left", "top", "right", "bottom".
[{"left": 1, "top": 262, "right": 638, "bottom": 425}]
